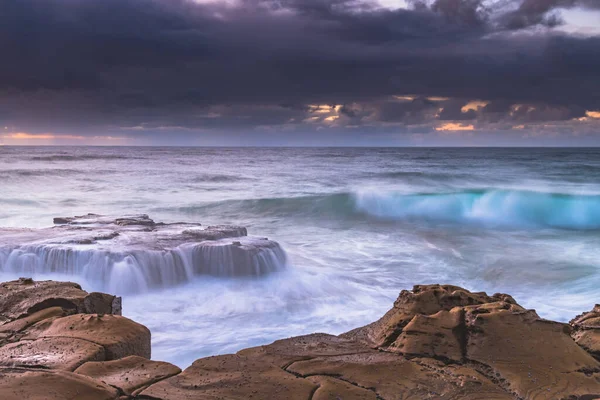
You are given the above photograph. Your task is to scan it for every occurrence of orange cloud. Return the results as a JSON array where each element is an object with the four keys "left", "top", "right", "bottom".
[
  {"left": 427, "top": 96, "right": 450, "bottom": 101},
  {"left": 0, "top": 132, "right": 129, "bottom": 144},
  {"left": 461, "top": 100, "right": 488, "bottom": 113},
  {"left": 1, "top": 132, "right": 86, "bottom": 140},
  {"left": 586, "top": 111, "right": 600, "bottom": 119},
  {"left": 435, "top": 123, "right": 475, "bottom": 131},
  {"left": 393, "top": 95, "right": 415, "bottom": 101}
]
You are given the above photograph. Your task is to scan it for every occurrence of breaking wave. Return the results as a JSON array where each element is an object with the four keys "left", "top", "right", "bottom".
[
  {"left": 173, "top": 189, "right": 600, "bottom": 230},
  {"left": 353, "top": 189, "right": 600, "bottom": 230}
]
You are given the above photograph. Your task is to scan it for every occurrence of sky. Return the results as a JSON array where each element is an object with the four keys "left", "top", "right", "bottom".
[{"left": 0, "top": 0, "right": 599, "bottom": 146}]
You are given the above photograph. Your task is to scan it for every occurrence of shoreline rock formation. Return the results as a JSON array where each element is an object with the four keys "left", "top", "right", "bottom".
[
  {"left": 1, "top": 278, "right": 600, "bottom": 399},
  {"left": 0, "top": 214, "right": 287, "bottom": 294}
]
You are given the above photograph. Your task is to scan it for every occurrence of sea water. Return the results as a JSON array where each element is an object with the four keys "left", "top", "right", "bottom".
[{"left": 1, "top": 146, "right": 599, "bottom": 367}]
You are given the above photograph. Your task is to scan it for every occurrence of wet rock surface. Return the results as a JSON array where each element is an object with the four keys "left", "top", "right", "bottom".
[
  {"left": 2, "top": 214, "right": 251, "bottom": 250},
  {"left": 0, "top": 215, "right": 287, "bottom": 293},
  {"left": 1, "top": 280, "right": 600, "bottom": 399}
]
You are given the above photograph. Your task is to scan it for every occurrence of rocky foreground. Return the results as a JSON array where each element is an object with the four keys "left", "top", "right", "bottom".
[{"left": 1, "top": 279, "right": 600, "bottom": 399}]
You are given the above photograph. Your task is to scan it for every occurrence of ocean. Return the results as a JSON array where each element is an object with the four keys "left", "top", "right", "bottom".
[{"left": 1, "top": 146, "right": 599, "bottom": 367}]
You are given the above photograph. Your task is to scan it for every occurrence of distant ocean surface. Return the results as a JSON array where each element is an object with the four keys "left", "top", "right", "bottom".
[{"left": 1, "top": 146, "right": 600, "bottom": 367}]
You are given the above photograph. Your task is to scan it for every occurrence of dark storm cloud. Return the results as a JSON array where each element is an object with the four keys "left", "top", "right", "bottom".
[
  {"left": 0, "top": 0, "right": 598, "bottom": 141},
  {"left": 438, "top": 100, "right": 477, "bottom": 121},
  {"left": 499, "top": 0, "right": 600, "bottom": 30}
]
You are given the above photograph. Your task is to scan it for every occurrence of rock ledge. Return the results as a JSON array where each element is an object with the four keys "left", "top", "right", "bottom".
[{"left": 1, "top": 280, "right": 600, "bottom": 400}]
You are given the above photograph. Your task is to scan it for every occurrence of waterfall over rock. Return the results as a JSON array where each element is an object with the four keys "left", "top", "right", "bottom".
[{"left": 0, "top": 214, "right": 287, "bottom": 294}]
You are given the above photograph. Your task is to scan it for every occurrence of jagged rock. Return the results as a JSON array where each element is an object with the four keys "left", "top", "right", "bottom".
[
  {"left": 0, "top": 367, "right": 119, "bottom": 400},
  {"left": 0, "top": 337, "right": 105, "bottom": 370},
  {"left": 343, "top": 284, "right": 516, "bottom": 349},
  {"left": 390, "top": 307, "right": 464, "bottom": 361},
  {"left": 571, "top": 304, "right": 600, "bottom": 360},
  {"left": 346, "top": 284, "right": 600, "bottom": 399},
  {"left": 464, "top": 302, "right": 600, "bottom": 399},
  {"left": 2, "top": 280, "right": 600, "bottom": 400},
  {"left": 83, "top": 292, "right": 122, "bottom": 315},
  {"left": 0, "top": 279, "right": 121, "bottom": 323},
  {"left": 74, "top": 355, "right": 181, "bottom": 395},
  {"left": 35, "top": 314, "right": 151, "bottom": 360}
]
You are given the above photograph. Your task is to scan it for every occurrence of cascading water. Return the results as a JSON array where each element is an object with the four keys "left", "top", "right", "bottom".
[{"left": 0, "top": 215, "right": 288, "bottom": 294}]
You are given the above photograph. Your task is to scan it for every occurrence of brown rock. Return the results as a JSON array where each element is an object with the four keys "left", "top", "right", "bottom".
[
  {"left": 0, "top": 279, "right": 121, "bottom": 324},
  {"left": 0, "top": 306, "right": 67, "bottom": 335},
  {"left": 83, "top": 292, "right": 121, "bottom": 315},
  {"left": 0, "top": 337, "right": 105, "bottom": 370},
  {"left": 306, "top": 375, "right": 378, "bottom": 400},
  {"left": 344, "top": 284, "right": 516, "bottom": 348},
  {"left": 0, "top": 367, "right": 118, "bottom": 400},
  {"left": 140, "top": 354, "right": 317, "bottom": 400},
  {"left": 287, "top": 352, "right": 513, "bottom": 400},
  {"left": 4, "top": 279, "right": 600, "bottom": 400},
  {"left": 0, "top": 279, "right": 87, "bottom": 322},
  {"left": 37, "top": 314, "right": 151, "bottom": 360},
  {"left": 465, "top": 303, "right": 600, "bottom": 399},
  {"left": 238, "top": 333, "right": 374, "bottom": 368},
  {"left": 74, "top": 355, "right": 181, "bottom": 394},
  {"left": 389, "top": 307, "right": 464, "bottom": 361},
  {"left": 571, "top": 304, "right": 600, "bottom": 360}
]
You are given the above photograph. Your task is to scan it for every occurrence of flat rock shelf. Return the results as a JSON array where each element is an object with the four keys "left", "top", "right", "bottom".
[
  {"left": 0, "top": 214, "right": 288, "bottom": 293},
  {"left": 1, "top": 278, "right": 600, "bottom": 399}
]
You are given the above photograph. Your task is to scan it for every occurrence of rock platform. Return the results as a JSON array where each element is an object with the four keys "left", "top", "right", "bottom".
[{"left": 1, "top": 278, "right": 599, "bottom": 399}]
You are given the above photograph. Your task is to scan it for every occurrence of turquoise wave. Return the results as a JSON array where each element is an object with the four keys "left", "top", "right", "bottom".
[
  {"left": 354, "top": 189, "right": 600, "bottom": 230},
  {"left": 163, "top": 189, "right": 600, "bottom": 230}
]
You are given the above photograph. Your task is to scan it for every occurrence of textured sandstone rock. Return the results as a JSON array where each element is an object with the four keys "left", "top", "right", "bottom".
[
  {"left": 37, "top": 313, "right": 151, "bottom": 359},
  {"left": 306, "top": 375, "right": 378, "bottom": 400},
  {"left": 288, "top": 353, "right": 513, "bottom": 400},
  {"left": 465, "top": 303, "right": 600, "bottom": 399},
  {"left": 345, "top": 284, "right": 600, "bottom": 399},
  {"left": 75, "top": 355, "right": 181, "bottom": 394},
  {"left": 238, "top": 333, "right": 375, "bottom": 367},
  {"left": 0, "top": 306, "right": 67, "bottom": 335},
  {"left": 0, "top": 337, "right": 105, "bottom": 370},
  {"left": 2, "top": 279, "right": 600, "bottom": 400},
  {"left": 390, "top": 307, "right": 464, "bottom": 361},
  {"left": 0, "top": 278, "right": 121, "bottom": 323},
  {"left": 343, "top": 284, "right": 516, "bottom": 348},
  {"left": 571, "top": 304, "right": 600, "bottom": 360},
  {"left": 0, "top": 367, "right": 119, "bottom": 400},
  {"left": 139, "top": 354, "right": 318, "bottom": 400}
]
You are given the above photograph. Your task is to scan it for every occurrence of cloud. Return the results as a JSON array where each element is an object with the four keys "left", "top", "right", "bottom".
[
  {"left": 0, "top": 0, "right": 598, "bottom": 144},
  {"left": 435, "top": 122, "right": 476, "bottom": 131}
]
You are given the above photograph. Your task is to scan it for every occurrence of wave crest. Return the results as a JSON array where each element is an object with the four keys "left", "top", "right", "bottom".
[
  {"left": 171, "top": 190, "right": 600, "bottom": 230},
  {"left": 354, "top": 189, "right": 600, "bottom": 230}
]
